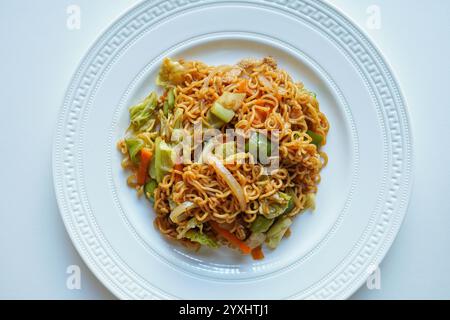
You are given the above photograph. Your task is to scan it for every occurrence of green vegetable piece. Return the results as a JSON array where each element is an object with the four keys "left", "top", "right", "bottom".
[
  {"left": 245, "top": 232, "right": 266, "bottom": 249},
  {"left": 206, "top": 110, "right": 225, "bottom": 129},
  {"left": 168, "top": 89, "right": 175, "bottom": 109},
  {"left": 303, "top": 193, "right": 316, "bottom": 211},
  {"left": 125, "top": 138, "right": 144, "bottom": 163},
  {"left": 210, "top": 102, "right": 235, "bottom": 123},
  {"left": 185, "top": 230, "right": 219, "bottom": 248},
  {"left": 265, "top": 217, "right": 292, "bottom": 249},
  {"left": 156, "top": 58, "right": 186, "bottom": 87},
  {"left": 250, "top": 215, "right": 274, "bottom": 233},
  {"left": 154, "top": 137, "right": 163, "bottom": 182},
  {"left": 173, "top": 108, "right": 183, "bottom": 129},
  {"left": 154, "top": 137, "right": 175, "bottom": 182},
  {"left": 177, "top": 218, "right": 202, "bottom": 239},
  {"left": 129, "top": 92, "right": 157, "bottom": 131},
  {"left": 144, "top": 180, "right": 157, "bottom": 200},
  {"left": 262, "top": 192, "right": 292, "bottom": 219},
  {"left": 148, "top": 155, "right": 156, "bottom": 179},
  {"left": 163, "top": 101, "right": 169, "bottom": 117},
  {"left": 246, "top": 131, "right": 258, "bottom": 153},
  {"left": 307, "top": 130, "right": 323, "bottom": 148},
  {"left": 285, "top": 196, "right": 294, "bottom": 215},
  {"left": 257, "top": 132, "right": 271, "bottom": 158},
  {"left": 246, "top": 131, "right": 272, "bottom": 159},
  {"left": 216, "top": 92, "right": 246, "bottom": 111}
]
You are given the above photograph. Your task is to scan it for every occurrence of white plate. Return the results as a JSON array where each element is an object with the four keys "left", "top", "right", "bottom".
[{"left": 53, "top": 0, "right": 413, "bottom": 299}]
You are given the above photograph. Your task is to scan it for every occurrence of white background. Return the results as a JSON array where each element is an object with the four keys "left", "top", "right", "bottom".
[{"left": 0, "top": 0, "right": 449, "bottom": 299}]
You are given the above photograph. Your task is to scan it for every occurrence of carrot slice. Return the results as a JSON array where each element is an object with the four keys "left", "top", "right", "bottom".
[
  {"left": 254, "top": 108, "right": 268, "bottom": 124},
  {"left": 251, "top": 245, "right": 264, "bottom": 260},
  {"left": 137, "top": 148, "right": 153, "bottom": 185},
  {"left": 210, "top": 221, "right": 251, "bottom": 254},
  {"left": 237, "top": 79, "right": 247, "bottom": 93}
]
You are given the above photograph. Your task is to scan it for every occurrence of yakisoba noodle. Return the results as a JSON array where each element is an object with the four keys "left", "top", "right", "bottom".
[{"left": 117, "top": 57, "right": 329, "bottom": 259}]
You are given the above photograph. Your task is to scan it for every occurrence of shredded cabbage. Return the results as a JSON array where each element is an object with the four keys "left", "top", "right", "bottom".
[
  {"left": 125, "top": 138, "right": 144, "bottom": 163},
  {"left": 250, "top": 215, "right": 274, "bottom": 233},
  {"left": 245, "top": 232, "right": 266, "bottom": 249},
  {"left": 265, "top": 217, "right": 292, "bottom": 249},
  {"left": 216, "top": 92, "right": 246, "bottom": 111},
  {"left": 261, "top": 192, "right": 292, "bottom": 219},
  {"left": 177, "top": 218, "right": 202, "bottom": 239},
  {"left": 185, "top": 230, "right": 219, "bottom": 248},
  {"left": 154, "top": 137, "right": 176, "bottom": 182},
  {"left": 304, "top": 193, "right": 316, "bottom": 211},
  {"left": 144, "top": 179, "right": 157, "bottom": 200},
  {"left": 156, "top": 58, "right": 186, "bottom": 86},
  {"left": 129, "top": 92, "right": 157, "bottom": 131},
  {"left": 211, "top": 101, "right": 235, "bottom": 123}
]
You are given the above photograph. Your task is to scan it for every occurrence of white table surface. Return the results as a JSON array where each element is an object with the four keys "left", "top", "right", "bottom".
[{"left": 1, "top": 0, "right": 449, "bottom": 299}]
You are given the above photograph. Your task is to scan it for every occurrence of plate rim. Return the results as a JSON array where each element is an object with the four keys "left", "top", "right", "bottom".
[{"left": 52, "top": 0, "right": 414, "bottom": 300}]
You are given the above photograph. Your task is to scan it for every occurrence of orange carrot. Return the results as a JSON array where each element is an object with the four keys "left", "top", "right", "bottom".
[
  {"left": 210, "top": 221, "right": 251, "bottom": 254},
  {"left": 251, "top": 245, "right": 264, "bottom": 260},
  {"left": 237, "top": 79, "right": 247, "bottom": 93},
  {"left": 254, "top": 108, "right": 268, "bottom": 124},
  {"left": 253, "top": 99, "right": 264, "bottom": 106},
  {"left": 137, "top": 148, "right": 153, "bottom": 185}
]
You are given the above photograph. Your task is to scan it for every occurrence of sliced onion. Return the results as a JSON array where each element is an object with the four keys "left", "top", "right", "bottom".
[
  {"left": 208, "top": 155, "right": 247, "bottom": 211},
  {"left": 200, "top": 137, "right": 219, "bottom": 163},
  {"left": 169, "top": 201, "right": 198, "bottom": 224},
  {"left": 258, "top": 74, "right": 273, "bottom": 90}
]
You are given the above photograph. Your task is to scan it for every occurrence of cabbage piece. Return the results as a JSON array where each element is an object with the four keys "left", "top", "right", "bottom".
[
  {"left": 245, "top": 232, "right": 266, "bottom": 249},
  {"left": 306, "top": 130, "right": 323, "bottom": 148},
  {"left": 210, "top": 102, "right": 235, "bottom": 123},
  {"left": 144, "top": 179, "right": 157, "bottom": 200},
  {"left": 261, "top": 192, "right": 292, "bottom": 219},
  {"left": 148, "top": 155, "right": 156, "bottom": 179},
  {"left": 216, "top": 92, "right": 246, "bottom": 111},
  {"left": 265, "top": 217, "right": 292, "bottom": 249},
  {"left": 284, "top": 192, "right": 295, "bottom": 214},
  {"left": 185, "top": 230, "right": 219, "bottom": 248},
  {"left": 163, "top": 88, "right": 176, "bottom": 117},
  {"left": 125, "top": 137, "right": 144, "bottom": 163},
  {"left": 167, "top": 88, "right": 176, "bottom": 108},
  {"left": 168, "top": 198, "right": 177, "bottom": 211},
  {"left": 250, "top": 215, "right": 274, "bottom": 233},
  {"left": 154, "top": 137, "right": 176, "bottom": 182},
  {"left": 245, "top": 131, "right": 272, "bottom": 161},
  {"left": 206, "top": 110, "right": 225, "bottom": 129},
  {"left": 304, "top": 193, "right": 316, "bottom": 211},
  {"left": 172, "top": 108, "right": 184, "bottom": 129},
  {"left": 177, "top": 218, "right": 202, "bottom": 239},
  {"left": 129, "top": 92, "right": 157, "bottom": 131},
  {"left": 156, "top": 58, "right": 186, "bottom": 86}
]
